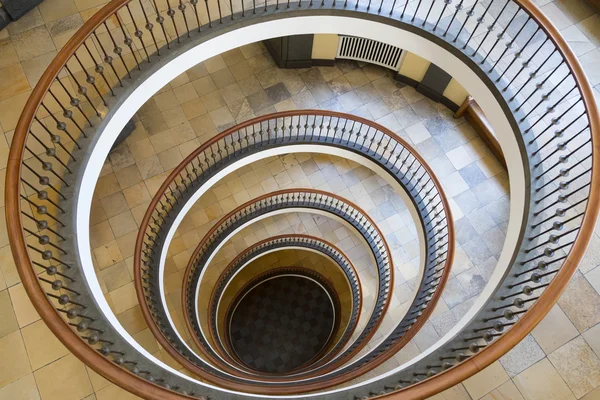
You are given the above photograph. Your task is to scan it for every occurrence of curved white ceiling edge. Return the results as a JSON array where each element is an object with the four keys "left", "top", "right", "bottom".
[{"left": 75, "top": 15, "right": 525, "bottom": 397}]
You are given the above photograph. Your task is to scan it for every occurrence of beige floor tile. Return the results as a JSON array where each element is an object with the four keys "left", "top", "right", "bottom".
[
  {"left": 38, "top": 0, "right": 79, "bottom": 23},
  {"left": 429, "top": 383, "right": 471, "bottom": 399},
  {"left": 108, "top": 282, "right": 137, "bottom": 314},
  {"left": 0, "top": 289, "right": 18, "bottom": 338},
  {"left": 99, "top": 261, "right": 131, "bottom": 292},
  {"left": 0, "top": 331, "right": 32, "bottom": 388},
  {"left": 115, "top": 164, "right": 142, "bottom": 190},
  {"left": 34, "top": 354, "right": 92, "bottom": 400},
  {"left": 92, "top": 240, "right": 123, "bottom": 271},
  {"left": 558, "top": 271, "right": 600, "bottom": 332},
  {"left": 204, "top": 55, "right": 227, "bottom": 73},
  {"left": 514, "top": 358, "right": 576, "bottom": 400},
  {"left": 583, "top": 323, "right": 600, "bottom": 358},
  {"left": 463, "top": 361, "right": 510, "bottom": 399},
  {"left": 0, "top": 90, "right": 31, "bottom": 131},
  {"left": 89, "top": 221, "right": 115, "bottom": 249},
  {"left": 586, "top": 265, "right": 600, "bottom": 295},
  {"left": 95, "top": 383, "right": 142, "bottom": 400},
  {"left": 10, "top": 26, "right": 55, "bottom": 62},
  {"left": 0, "top": 373, "right": 40, "bottom": 400},
  {"left": 8, "top": 284, "right": 40, "bottom": 328},
  {"left": 581, "top": 386, "right": 600, "bottom": 400},
  {"left": 85, "top": 366, "right": 110, "bottom": 392},
  {"left": 108, "top": 210, "right": 137, "bottom": 239},
  {"left": 115, "top": 305, "right": 147, "bottom": 335},
  {"left": 0, "top": 245, "right": 19, "bottom": 287},
  {"left": 99, "top": 192, "right": 129, "bottom": 219},
  {"left": 532, "top": 304, "right": 579, "bottom": 354},
  {"left": 21, "top": 319, "right": 69, "bottom": 371},
  {"left": 548, "top": 336, "right": 600, "bottom": 398},
  {"left": 0, "top": 64, "right": 30, "bottom": 102}
]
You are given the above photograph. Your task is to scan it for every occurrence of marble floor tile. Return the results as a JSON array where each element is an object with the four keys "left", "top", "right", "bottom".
[
  {"left": 532, "top": 304, "right": 579, "bottom": 355},
  {"left": 500, "top": 335, "right": 546, "bottom": 377},
  {"left": 548, "top": 336, "right": 600, "bottom": 398},
  {"left": 513, "top": 358, "right": 576, "bottom": 400},
  {"left": 463, "top": 361, "right": 510, "bottom": 399},
  {"left": 558, "top": 271, "right": 600, "bottom": 332}
]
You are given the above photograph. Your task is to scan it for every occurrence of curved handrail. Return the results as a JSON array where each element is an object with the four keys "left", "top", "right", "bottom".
[
  {"left": 136, "top": 187, "right": 396, "bottom": 391},
  {"left": 208, "top": 234, "right": 362, "bottom": 373},
  {"left": 133, "top": 110, "right": 453, "bottom": 391},
  {"left": 5, "top": 0, "right": 598, "bottom": 397}
]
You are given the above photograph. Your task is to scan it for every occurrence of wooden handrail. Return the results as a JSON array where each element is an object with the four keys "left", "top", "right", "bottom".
[
  {"left": 377, "top": 0, "right": 600, "bottom": 397},
  {"left": 455, "top": 96, "right": 506, "bottom": 168},
  {"left": 207, "top": 234, "right": 362, "bottom": 374},
  {"left": 5, "top": 0, "right": 596, "bottom": 396},
  {"left": 133, "top": 110, "right": 452, "bottom": 392},
  {"left": 220, "top": 265, "right": 344, "bottom": 374}
]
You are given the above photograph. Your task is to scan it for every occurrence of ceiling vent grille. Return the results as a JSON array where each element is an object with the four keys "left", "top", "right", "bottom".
[{"left": 336, "top": 36, "right": 403, "bottom": 70}]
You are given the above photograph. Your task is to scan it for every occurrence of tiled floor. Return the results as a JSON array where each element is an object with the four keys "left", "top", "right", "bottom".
[{"left": 1, "top": 0, "right": 600, "bottom": 399}]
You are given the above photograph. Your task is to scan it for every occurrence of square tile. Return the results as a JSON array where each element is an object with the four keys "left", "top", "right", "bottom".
[
  {"left": 8, "top": 284, "right": 40, "bottom": 328},
  {"left": 0, "top": 374, "right": 40, "bottom": 400},
  {"left": 558, "top": 271, "right": 600, "bottom": 332},
  {"left": 514, "top": 358, "right": 576, "bottom": 400},
  {"left": 0, "top": 64, "right": 30, "bottom": 102},
  {"left": 532, "top": 304, "right": 579, "bottom": 354},
  {"left": 548, "top": 336, "right": 600, "bottom": 398},
  {"left": 22, "top": 319, "right": 69, "bottom": 370},
  {"left": 463, "top": 361, "right": 510, "bottom": 399},
  {"left": 499, "top": 335, "right": 546, "bottom": 377},
  {"left": 0, "top": 289, "right": 18, "bottom": 338},
  {"left": 34, "top": 354, "right": 93, "bottom": 400},
  {"left": 10, "top": 26, "right": 56, "bottom": 61},
  {"left": 0, "top": 331, "right": 32, "bottom": 388}
]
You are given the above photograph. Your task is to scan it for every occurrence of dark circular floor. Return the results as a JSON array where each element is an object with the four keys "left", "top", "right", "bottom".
[{"left": 228, "top": 275, "right": 335, "bottom": 374}]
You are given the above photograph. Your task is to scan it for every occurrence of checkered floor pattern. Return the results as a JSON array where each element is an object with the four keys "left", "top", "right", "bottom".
[{"left": 229, "top": 275, "right": 335, "bottom": 374}]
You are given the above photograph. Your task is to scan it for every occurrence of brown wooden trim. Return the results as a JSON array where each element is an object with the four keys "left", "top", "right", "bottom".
[
  {"left": 455, "top": 96, "right": 506, "bottom": 169},
  {"left": 133, "top": 110, "right": 452, "bottom": 392},
  {"left": 176, "top": 188, "right": 395, "bottom": 385},
  {"left": 222, "top": 266, "right": 343, "bottom": 374},
  {"left": 208, "top": 234, "right": 362, "bottom": 374},
  {"left": 6, "top": 0, "right": 199, "bottom": 398},
  {"left": 376, "top": 0, "right": 600, "bottom": 397}
]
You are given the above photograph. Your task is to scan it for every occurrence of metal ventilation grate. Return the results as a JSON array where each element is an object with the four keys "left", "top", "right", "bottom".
[{"left": 337, "top": 36, "right": 403, "bottom": 70}]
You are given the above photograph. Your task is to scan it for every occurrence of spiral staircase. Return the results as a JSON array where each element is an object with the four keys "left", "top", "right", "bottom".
[{"left": 3, "top": 0, "right": 600, "bottom": 399}]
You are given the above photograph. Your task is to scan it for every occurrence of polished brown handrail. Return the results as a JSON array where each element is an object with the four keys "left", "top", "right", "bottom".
[
  {"left": 5, "top": 1, "right": 195, "bottom": 398},
  {"left": 135, "top": 187, "right": 395, "bottom": 392},
  {"left": 207, "top": 234, "right": 362, "bottom": 374},
  {"left": 5, "top": 0, "right": 597, "bottom": 396}
]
